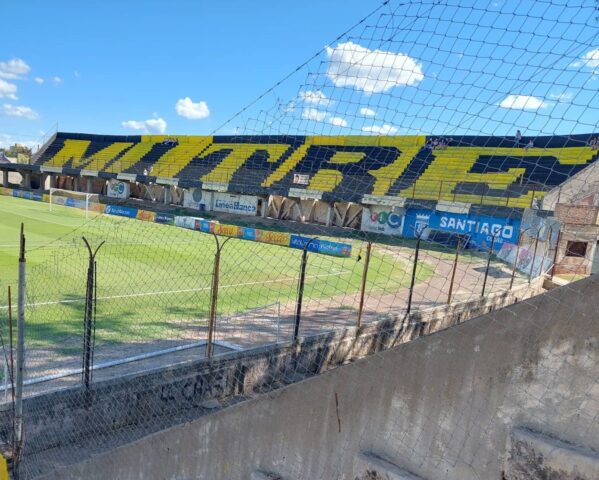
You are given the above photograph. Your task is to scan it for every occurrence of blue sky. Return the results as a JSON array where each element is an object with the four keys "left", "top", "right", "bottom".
[{"left": 1, "top": 0, "right": 598, "bottom": 148}]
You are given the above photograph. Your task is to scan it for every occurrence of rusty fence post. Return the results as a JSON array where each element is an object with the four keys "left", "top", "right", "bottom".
[
  {"left": 481, "top": 233, "right": 499, "bottom": 297},
  {"left": 81, "top": 237, "right": 105, "bottom": 389},
  {"left": 509, "top": 228, "right": 530, "bottom": 290},
  {"left": 528, "top": 228, "right": 541, "bottom": 284},
  {"left": 407, "top": 226, "right": 428, "bottom": 315},
  {"left": 539, "top": 225, "right": 555, "bottom": 280},
  {"left": 206, "top": 234, "right": 232, "bottom": 358},
  {"left": 550, "top": 229, "right": 562, "bottom": 280},
  {"left": 14, "top": 224, "right": 27, "bottom": 473},
  {"left": 356, "top": 241, "right": 373, "bottom": 330},
  {"left": 293, "top": 237, "right": 318, "bottom": 342},
  {"left": 447, "top": 239, "right": 462, "bottom": 305}
]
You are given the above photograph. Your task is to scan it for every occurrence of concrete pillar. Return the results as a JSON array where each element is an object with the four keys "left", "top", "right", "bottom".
[
  {"left": 261, "top": 196, "right": 269, "bottom": 218},
  {"left": 74, "top": 177, "right": 80, "bottom": 192},
  {"left": 49, "top": 174, "right": 56, "bottom": 189},
  {"left": 86, "top": 177, "right": 93, "bottom": 193},
  {"left": 164, "top": 186, "right": 171, "bottom": 205},
  {"left": 39, "top": 174, "right": 47, "bottom": 191},
  {"left": 325, "top": 202, "right": 334, "bottom": 227},
  {"left": 24, "top": 173, "right": 31, "bottom": 189},
  {"left": 1, "top": 170, "right": 7, "bottom": 187}
]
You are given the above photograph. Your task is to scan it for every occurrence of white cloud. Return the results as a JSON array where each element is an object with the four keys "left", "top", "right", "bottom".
[
  {"left": 2, "top": 104, "right": 39, "bottom": 120},
  {"left": 329, "top": 116, "right": 348, "bottom": 127},
  {"left": 362, "top": 124, "right": 398, "bottom": 135},
  {"left": 122, "top": 117, "right": 167, "bottom": 134},
  {"left": 0, "top": 79, "right": 18, "bottom": 100},
  {"left": 499, "top": 94, "right": 548, "bottom": 110},
  {"left": 301, "top": 107, "right": 327, "bottom": 122},
  {"left": 325, "top": 41, "right": 424, "bottom": 94},
  {"left": 359, "top": 107, "right": 376, "bottom": 117},
  {"left": 0, "top": 58, "right": 30, "bottom": 80},
  {"left": 298, "top": 90, "right": 332, "bottom": 107},
  {"left": 52, "top": 76, "right": 63, "bottom": 84},
  {"left": 34, "top": 77, "right": 44, "bottom": 84},
  {"left": 548, "top": 92, "right": 572, "bottom": 103},
  {"left": 175, "top": 96, "right": 210, "bottom": 120},
  {"left": 571, "top": 48, "right": 599, "bottom": 72}
]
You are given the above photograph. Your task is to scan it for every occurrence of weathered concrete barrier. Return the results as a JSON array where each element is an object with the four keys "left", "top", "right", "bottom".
[
  {"left": 34, "top": 275, "right": 598, "bottom": 480},
  {"left": 2, "top": 280, "right": 543, "bottom": 476}
]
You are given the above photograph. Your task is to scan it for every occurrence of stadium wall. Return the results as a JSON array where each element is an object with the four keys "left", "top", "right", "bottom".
[
  {"left": 33, "top": 275, "right": 597, "bottom": 480},
  {"left": 7, "top": 278, "right": 545, "bottom": 478}
]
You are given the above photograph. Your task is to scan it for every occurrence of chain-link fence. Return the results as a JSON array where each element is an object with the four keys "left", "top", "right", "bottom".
[{"left": 0, "top": 0, "right": 597, "bottom": 478}]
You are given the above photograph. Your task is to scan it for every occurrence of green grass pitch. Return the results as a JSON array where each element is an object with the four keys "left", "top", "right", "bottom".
[{"left": 0, "top": 195, "right": 433, "bottom": 351}]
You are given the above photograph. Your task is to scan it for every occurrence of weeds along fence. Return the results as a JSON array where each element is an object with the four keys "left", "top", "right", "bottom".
[{"left": 0, "top": 206, "right": 550, "bottom": 400}]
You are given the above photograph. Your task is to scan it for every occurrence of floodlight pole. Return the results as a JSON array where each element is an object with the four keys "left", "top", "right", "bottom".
[
  {"left": 293, "top": 237, "right": 318, "bottom": 342},
  {"left": 206, "top": 234, "right": 232, "bottom": 359}
]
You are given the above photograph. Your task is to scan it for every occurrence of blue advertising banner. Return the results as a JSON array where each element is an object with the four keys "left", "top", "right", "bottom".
[
  {"left": 289, "top": 235, "right": 352, "bottom": 257},
  {"left": 403, "top": 208, "right": 521, "bottom": 250},
  {"left": 155, "top": 213, "right": 175, "bottom": 225},
  {"left": 12, "top": 190, "right": 43, "bottom": 201},
  {"left": 105, "top": 204, "right": 138, "bottom": 218}
]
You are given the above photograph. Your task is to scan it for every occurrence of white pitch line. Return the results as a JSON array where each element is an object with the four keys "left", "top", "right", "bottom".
[{"left": 0, "top": 270, "right": 350, "bottom": 309}]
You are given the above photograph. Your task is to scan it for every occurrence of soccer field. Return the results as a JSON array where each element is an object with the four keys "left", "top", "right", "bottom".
[{"left": 0, "top": 195, "right": 433, "bottom": 352}]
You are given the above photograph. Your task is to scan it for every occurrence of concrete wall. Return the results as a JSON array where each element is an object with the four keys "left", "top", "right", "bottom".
[
  {"left": 37, "top": 275, "right": 599, "bottom": 480},
  {"left": 9, "top": 282, "right": 543, "bottom": 478}
]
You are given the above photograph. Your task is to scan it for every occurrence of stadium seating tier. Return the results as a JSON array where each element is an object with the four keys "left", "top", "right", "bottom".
[{"left": 31, "top": 132, "right": 599, "bottom": 208}]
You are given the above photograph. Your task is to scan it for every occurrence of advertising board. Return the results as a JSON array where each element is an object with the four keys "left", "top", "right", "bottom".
[
  {"left": 403, "top": 208, "right": 521, "bottom": 250},
  {"left": 106, "top": 180, "right": 130, "bottom": 199},
  {"left": 212, "top": 192, "right": 258, "bottom": 216},
  {"left": 361, "top": 205, "right": 404, "bottom": 236}
]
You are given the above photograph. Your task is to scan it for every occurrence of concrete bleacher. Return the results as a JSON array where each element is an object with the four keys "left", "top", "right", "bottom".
[{"left": 22, "top": 131, "right": 599, "bottom": 208}]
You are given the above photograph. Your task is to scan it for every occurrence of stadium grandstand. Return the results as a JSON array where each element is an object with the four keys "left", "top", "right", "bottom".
[{"left": 4, "top": 131, "right": 598, "bottom": 208}]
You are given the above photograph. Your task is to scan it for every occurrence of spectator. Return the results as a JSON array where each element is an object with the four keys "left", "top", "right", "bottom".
[
  {"left": 524, "top": 139, "right": 534, "bottom": 150},
  {"left": 590, "top": 137, "right": 598, "bottom": 151},
  {"left": 515, "top": 130, "right": 522, "bottom": 146}
]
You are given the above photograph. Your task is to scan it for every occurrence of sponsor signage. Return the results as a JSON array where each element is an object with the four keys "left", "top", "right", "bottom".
[
  {"left": 293, "top": 173, "right": 310, "bottom": 185},
  {"left": 255, "top": 230, "right": 290, "bottom": 247},
  {"left": 137, "top": 210, "right": 156, "bottom": 222},
  {"left": 212, "top": 192, "right": 258, "bottom": 216},
  {"left": 289, "top": 234, "right": 352, "bottom": 257},
  {"left": 107, "top": 180, "right": 130, "bottom": 199},
  {"left": 183, "top": 188, "right": 212, "bottom": 211},
  {"left": 361, "top": 205, "right": 404, "bottom": 236},
  {"left": 2, "top": 186, "right": 352, "bottom": 258},
  {"left": 105, "top": 204, "right": 138, "bottom": 218},
  {"left": 174, "top": 216, "right": 201, "bottom": 230},
  {"left": 403, "top": 208, "right": 520, "bottom": 250},
  {"left": 155, "top": 213, "right": 175, "bottom": 225}
]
